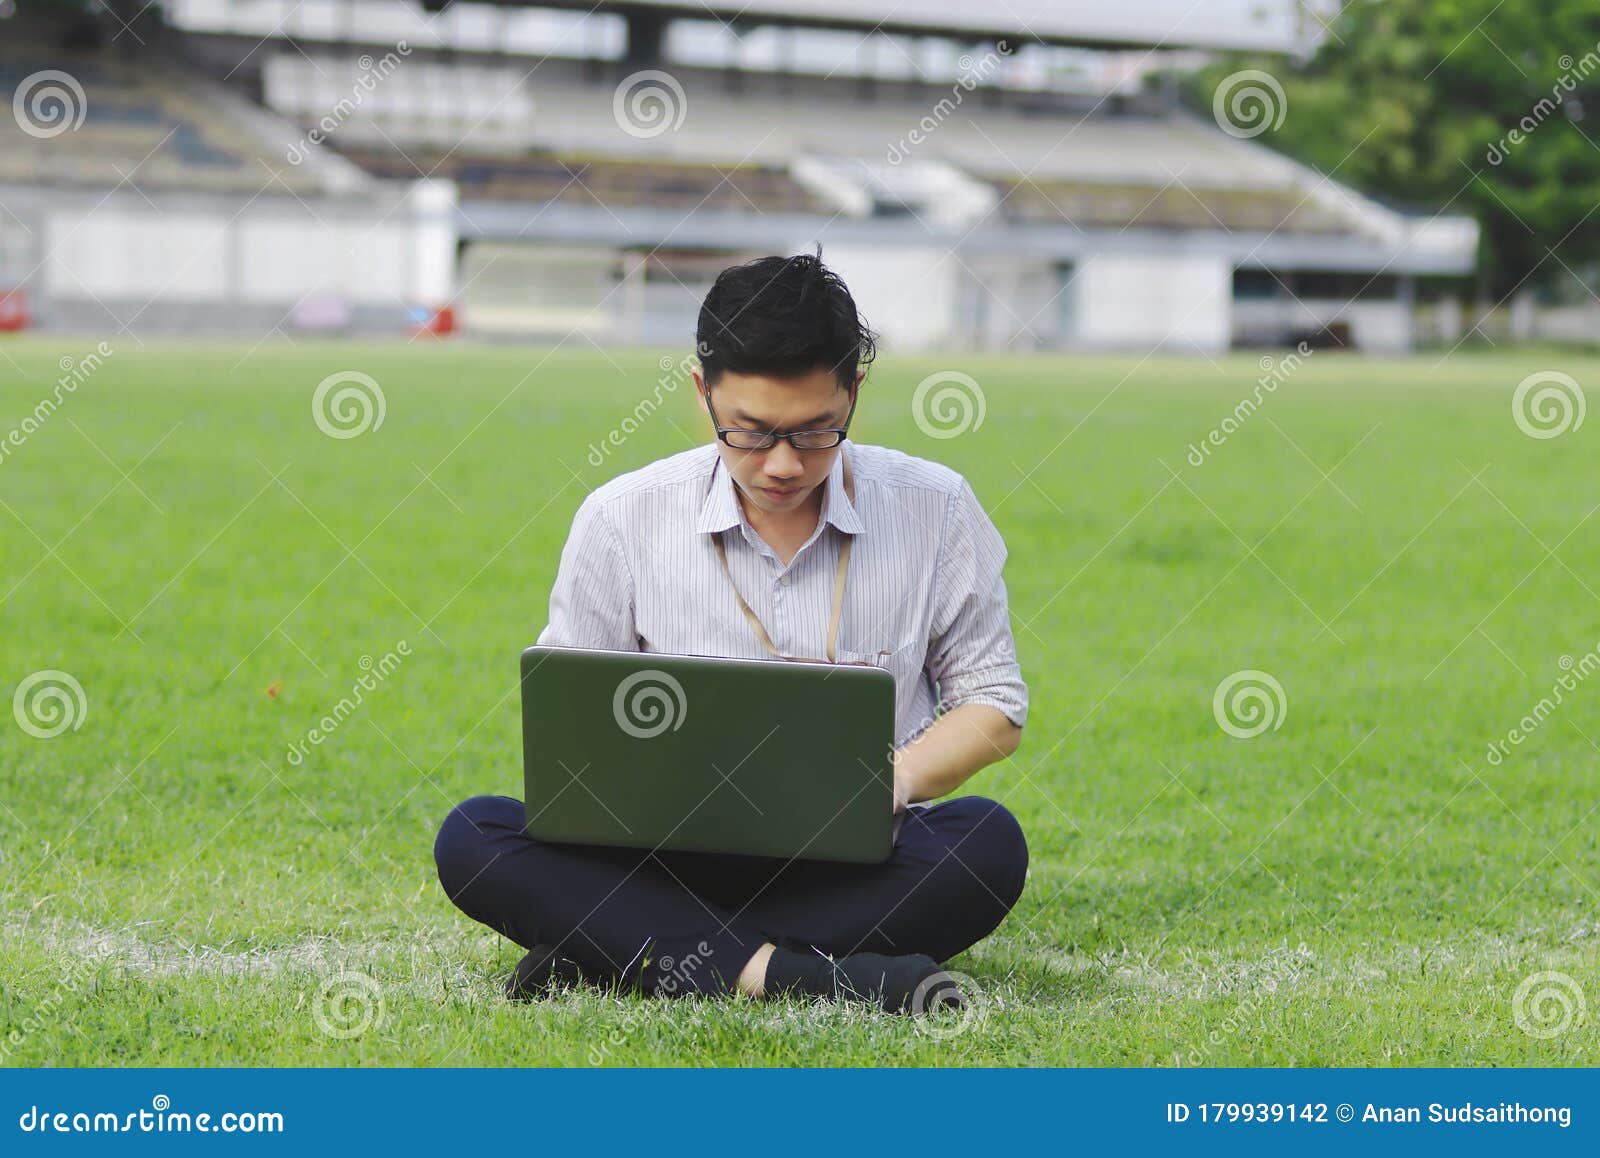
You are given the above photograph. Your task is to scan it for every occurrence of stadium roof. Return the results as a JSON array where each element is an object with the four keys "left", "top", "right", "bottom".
[{"left": 440, "top": 0, "right": 1325, "bottom": 54}]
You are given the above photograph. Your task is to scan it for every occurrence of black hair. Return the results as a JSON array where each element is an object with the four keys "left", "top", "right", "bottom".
[{"left": 696, "top": 247, "right": 877, "bottom": 393}]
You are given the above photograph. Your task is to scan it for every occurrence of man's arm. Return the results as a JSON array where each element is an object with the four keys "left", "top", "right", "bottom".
[
  {"left": 896, "top": 478, "right": 1029, "bottom": 808},
  {"left": 536, "top": 495, "right": 638, "bottom": 650},
  {"left": 892, "top": 702, "right": 1020, "bottom": 809}
]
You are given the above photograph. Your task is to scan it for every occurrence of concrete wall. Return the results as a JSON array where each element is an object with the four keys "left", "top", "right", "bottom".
[
  {"left": 810, "top": 245, "right": 961, "bottom": 353},
  {"left": 8, "top": 179, "right": 1489, "bottom": 355},
  {"left": 8, "top": 179, "right": 456, "bottom": 334},
  {"left": 952, "top": 256, "right": 1071, "bottom": 351},
  {"left": 1074, "top": 251, "right": 1232, "bottom": 353}
]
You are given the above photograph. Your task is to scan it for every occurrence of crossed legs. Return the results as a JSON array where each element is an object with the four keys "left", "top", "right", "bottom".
[{"left": 434, "top": 792, "right": 1028, "bottom": 997}]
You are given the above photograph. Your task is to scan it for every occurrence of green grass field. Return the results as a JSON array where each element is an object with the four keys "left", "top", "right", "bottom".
[{"left": 1, "top": 338, "right": 1596, "bottom": 1066}]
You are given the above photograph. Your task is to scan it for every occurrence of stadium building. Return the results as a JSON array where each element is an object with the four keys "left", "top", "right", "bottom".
[{"left": 0, "top": 0, "right": 1479, "bottom": 353}]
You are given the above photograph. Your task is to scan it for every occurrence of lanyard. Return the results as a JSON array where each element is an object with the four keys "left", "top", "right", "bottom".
[{"left": 712, "top": 450, "right": 855, "bottom": 664}]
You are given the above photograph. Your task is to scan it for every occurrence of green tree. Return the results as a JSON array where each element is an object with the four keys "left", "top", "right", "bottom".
[{"left": 1197, "top": 0, "right": 1600, "bottom": 299}]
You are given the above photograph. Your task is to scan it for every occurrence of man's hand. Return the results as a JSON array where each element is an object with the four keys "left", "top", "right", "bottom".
[{"left": 891, "top": 757, "right": 912, "bottom": 814}]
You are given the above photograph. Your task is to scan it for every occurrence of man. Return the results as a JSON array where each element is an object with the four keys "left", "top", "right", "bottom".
[{"left": 435, "top": 251, "right": 1029, "bottom": 1014}]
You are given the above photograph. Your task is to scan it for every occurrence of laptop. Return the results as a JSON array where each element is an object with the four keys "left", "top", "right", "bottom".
[{"left": 520, "top": 644, "right": 896, "bottom": 863}]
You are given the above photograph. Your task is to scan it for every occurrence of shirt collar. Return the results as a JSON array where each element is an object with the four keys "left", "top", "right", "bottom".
[{"left": 695, "top": 442, "right": 865, "bottom": 537}]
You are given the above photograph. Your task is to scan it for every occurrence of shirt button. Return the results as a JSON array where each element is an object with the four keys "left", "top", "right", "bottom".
[{"left": 778, "top": 576, "right": 789, "bottom": 587}]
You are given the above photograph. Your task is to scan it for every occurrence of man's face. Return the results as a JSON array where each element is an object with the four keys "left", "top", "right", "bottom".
[{"left": 695, "top": 364, "right": 859, "bottom": 519}]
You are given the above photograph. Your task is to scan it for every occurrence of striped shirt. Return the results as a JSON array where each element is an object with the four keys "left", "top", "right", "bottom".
[{"left": 536, "top": 440, "right": 1028, "bottom": 748}]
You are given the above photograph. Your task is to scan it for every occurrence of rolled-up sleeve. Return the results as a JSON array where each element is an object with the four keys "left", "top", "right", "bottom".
[
  {"left": 535, "top": 495, "right": 638, "bottom": 651},
  {"left": 926, "top": 480, "right": 1028, "bottom": 727}
]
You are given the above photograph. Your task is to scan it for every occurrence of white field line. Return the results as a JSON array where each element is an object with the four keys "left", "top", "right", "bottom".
[
  {"left": 1, "top": 915, "right": 491, "bottom": 986},
  {"left": 965, "top": 920, "right": 1600, "bottom": 1001},
  {"left": 7, "top": 916, "right": 1598, "bottom": 1003}
]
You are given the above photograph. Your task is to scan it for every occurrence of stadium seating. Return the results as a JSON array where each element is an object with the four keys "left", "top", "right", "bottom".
[
  {"left": 998, "top": 177, "right": 1349, "bottom": 234},
  {"left": 268, "top": 52, "right": 1359, "bottom": 236},
  {"left": 0, "top": 45, "right": 325, "bottom": 195},
  {"left": 333, "top": 146, "right": 831, "bottom": 215}
]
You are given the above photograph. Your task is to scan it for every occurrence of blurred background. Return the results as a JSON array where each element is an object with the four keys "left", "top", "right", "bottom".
[{"left": 1, "top": 0, "right": 1593, "bottom": 355}]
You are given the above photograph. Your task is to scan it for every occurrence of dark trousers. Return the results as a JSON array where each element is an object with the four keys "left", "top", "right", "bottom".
[{"left": 434, "top": 793, "right": 1029, "bottom": 996}]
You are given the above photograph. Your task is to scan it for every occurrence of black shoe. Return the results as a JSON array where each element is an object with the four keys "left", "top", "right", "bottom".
[
  {"left": 766, "top": 947, "right": 965, "bottom": 1015},
  {"left": 504, "top": 944, "right": 590, "bottom": 1001},
  {"left": 833, "top": 952, "right": 965, "bottom": 1015},
  {"left": 908, "top": 966, "right": 966, "bottom": 1016}
]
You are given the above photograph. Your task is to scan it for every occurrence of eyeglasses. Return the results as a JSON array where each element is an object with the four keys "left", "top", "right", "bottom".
[{"left": 703, "top": 387, "right": 857, "bottom": 451}]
